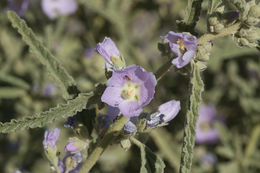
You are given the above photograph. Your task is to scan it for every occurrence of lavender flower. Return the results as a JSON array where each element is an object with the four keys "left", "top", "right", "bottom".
[
  {"left": 65, "top": 141, "right": 79, "bottom": 153},
  {"left": 64, "top": 117, "right": 78, "bottom": 129},
  {"left": 161, "top": 31, "right": 197, "bottom": 68},
  {"left": 84, "top": 48, "right": 95, "bottom": 58},
  {"left": 96, "top": 37, "right": 120, "bottom": 64},
  {"left": 42, "top": 83, "right": 57, "bottom": 97},
  {"left": 5, "top": 0, "right": 29, "bottom": 17},
  {"left": 196, "top": 104, "right": 222, "bottom": 144},
  {"left": 98, "top": 106, "right": 120, "bottom": 129},
  {"left": 58, "top": 152, "right": 82, "bottom": 173},
  {"left": 124, "top": 117, "right": 138, "bottom": 133},
  {"left": 147, "top": 100, "right": 181, "bottom": 128},
  {"left": 43, "top": 128, "right": 60, "bottom": 150},
  {"left": 41, "top": 0, "right": 78, "bottom": 20},
  {"left": 101, "top": 65, "right": 156, "bottom": 117},
  {"left": 200, "top": 152, "right": 217, "bottom": 166}
]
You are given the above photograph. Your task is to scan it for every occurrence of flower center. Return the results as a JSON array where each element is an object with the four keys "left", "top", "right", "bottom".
[
  {"left": 199, "top": 121, "right": 211, "bottom": 132},
  {"left": 177, "top": 38, "right": 187, "bottom": 55},
  {"left": 121, "top": 82, "right": 140, "bottom": 101}
]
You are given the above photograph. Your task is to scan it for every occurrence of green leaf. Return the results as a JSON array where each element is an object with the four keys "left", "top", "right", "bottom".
[
  {"left": 208, "top": 0, "right": 223, "bottom": 14},
  {"left": 130, "top": 137, "right": 165, "bottom": 173},
  {"left": 150, "top": 128, "right": 180, "bottom": 172},
  {"left": 214, "top": 121, "right": 233, "bottom": 149},
  {"left": 178, "top": 0, "right": 203, "bottom": 33},
  {"left": 7, "top": 11, "right": 79, "bottom": 100},
  {"left": 0, "top": 72, "right": 30, "bottom": 90},
  {"left": 0, "top": 93, "right": 92, "bottom": 133},
  {"left": 179, "top": 62, "right": 204, "bottom": 173},
  {"left": 0, "top": 87, "right": 26, "bottom": 98}
]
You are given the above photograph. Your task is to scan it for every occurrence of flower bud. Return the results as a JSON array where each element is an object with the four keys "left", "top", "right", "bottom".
[
  {"left": 196, "top": 42, "right": 213, "bottom": 62},
  {"left": 65, "top": 137, "right": 88, "bottom": 153},
  {"left": 214, "top": 23, "right": 225, "bottom": 33},
  {"left": 248, "top": 5, "right": 260, "bottom": 18}
]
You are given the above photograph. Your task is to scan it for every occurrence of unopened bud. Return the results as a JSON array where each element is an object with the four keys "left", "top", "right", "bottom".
[{"left": 214, "top": 23, "right": 224, "bottom": 33}]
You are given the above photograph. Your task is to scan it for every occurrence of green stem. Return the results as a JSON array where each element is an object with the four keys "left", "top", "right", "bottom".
[
  {"left": 179, "top": 63, "right": 204, "bottom": 173},
  {"left": 242, "top": 124, "right": 260, "bottom": 167},
  {"left": 155, "top": 58, "right": 174, "bottom": 81},
  {"left": 198, "top": 23, "right": 241, "bottom": 44},
  {"left": 78, "top": 116, "right": 128, "bottom": 173}
]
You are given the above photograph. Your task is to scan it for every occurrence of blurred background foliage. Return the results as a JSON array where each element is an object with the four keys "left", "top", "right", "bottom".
[{"left": 0, "top": 0, "right": 259, "bottom": 173}]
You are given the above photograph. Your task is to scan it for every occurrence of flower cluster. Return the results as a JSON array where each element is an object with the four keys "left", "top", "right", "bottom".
[{"left": 43, "top": 128, "right": 86, "bottom": 173}]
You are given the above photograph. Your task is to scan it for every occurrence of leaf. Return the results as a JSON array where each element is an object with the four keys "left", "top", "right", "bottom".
[
  {"left": 0, "top": 93, "right": 92, "bottom": 133},
  {"left": 208, "top": 0, "right": 223, "bottom": 14},
  {"left": 130, "top": 137, "right": 165, "bottom": 173},
  {"left": 178, "top": 0, "right": 203, "bottom": 33},
  {"left": 214, "top": 122, "right": 233, "bottom": 149},
  {"left": 0, "top": 87, "right": 26, "bottom": 98},
  {"left": 0, "top": 72, "right": 30, "bottom": 90},
  {"left": 7, "top": 11, "right": 79, "bottom": 100},
  {"left": 179, "top": 62, "right": 204, "bottom": 173},
  {"left": 150, "top": 128, "right": 180, "bottom": 172}
]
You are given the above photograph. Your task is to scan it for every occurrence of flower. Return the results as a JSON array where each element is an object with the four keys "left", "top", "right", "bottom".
[
  {"left": 65, "top": 141, "right": 79, "bottom": 153},
  {"left": 42, "top": 83, "right": 57, "bottom": 97},
  {"left": 43, "top": 128, "right": 60, "bottom": 150},
  {"left": 124, "top": 117, "right": 138, "bottom": 133},
  {"left": 96, "top": 37, "right": 120, "bottom": 64},
  {"left": 161, "top": 31, "right": 197, "bottom": 68},
  {"left": 101, "top": 65, "right": 156, "bottom": 117},
  {"left": 98, "top": 106, "right": 120, "bottom": 129},
  {"left": 64, "top": 116, "right": 78, "bottom": 129},
  {"left": 5, "top": 0, "right": 29, "bottom": 17},
  {"left": 58, "top": 152, "right": 82, "bottom": 173},
  {"left": 196, "top": 104, "right": 222, "bottom": 144},
  {"left": 41, "top": 0, "right": 78, "bottom": 19},
  {"left": 200, "top": 152, "right": 217, "bottom": 166},
  {"left": 96, "top": 37, "right": 125, "bottom": 69},
  {"left": 147, "top": 100, "right": 180, "bottom": 128}
]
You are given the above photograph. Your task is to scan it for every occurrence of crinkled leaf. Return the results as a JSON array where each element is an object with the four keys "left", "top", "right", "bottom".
[
  {"left": 0, "top": 72, "right": 30, "bottom": 90},
  {"left": 7, "top": 11, "right": 79, "bottom": 100},
  {"left": 0, "top": 93, "right": 92, "bottom": 133},
  {"left": 208, "top": 0, "right": 223, "bottom": 14},
  {"left": 179, "top": 63, "right": 204, "bottom": 173},
  {"left": 131, "top": 137, "right": 165, "bottom": 173},
  {"left": 178, "top": 0, "right": 203, "bottom": 33},
  {"left": 0, "top": 87, "right": 26, "bottom": 98}
]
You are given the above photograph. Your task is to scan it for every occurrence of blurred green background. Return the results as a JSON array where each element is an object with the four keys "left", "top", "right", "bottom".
[{"left": 0, "top": 0, "right": 259, "bottom": 173}]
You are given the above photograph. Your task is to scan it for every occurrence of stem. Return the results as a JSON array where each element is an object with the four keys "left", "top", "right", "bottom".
[
  {"left": 78, "top": 116, "right": 128, "bottom": 173},
  {"left": 198, "top": 23, "right": 241, "bottom": 44},
  {"left": 155, "top": 58, "right": 174, "bottom": 81},
  {"left": 242, "top": 124, "right": 260, "bottom": 167}
]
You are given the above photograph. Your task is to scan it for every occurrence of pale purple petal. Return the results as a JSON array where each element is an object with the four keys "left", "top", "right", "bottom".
[
  {"left": 119, "top": 101, "right": 142, "bottom": 117},
  {"left": 196, "top": 104, "right": 223, "bottom": 144},
  {"left": 102, "top": 65, "right": 156, "bottom": 117},
  {"left": 159, "top": 100, "right": 181, "bottom": 123},
  {"left": 96, "top": 37, "right": 120, "bottom": 63},
  {"left": 101, "top": 87, "right": 123, "bottom": 107},
  {"left": 161, "top": 31, "right": 197, "bottom": 68},
  {"left": 65, "top": 141, "right": 78, "bottom": 153},
  {"left": 41, "top": 0, "right": 78, "bottom": 19},
  {"left": 5, "top": 0, "right": 29, "bottom": 17},
  {"left": 172, "top": 50, "right": 195, "bottom": 68},
  {"left": 43, "top": 128, "right": 60, "bottom": 150},
  {"left": 161, "top": 31, "right": 183, "bottom": 43}
]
